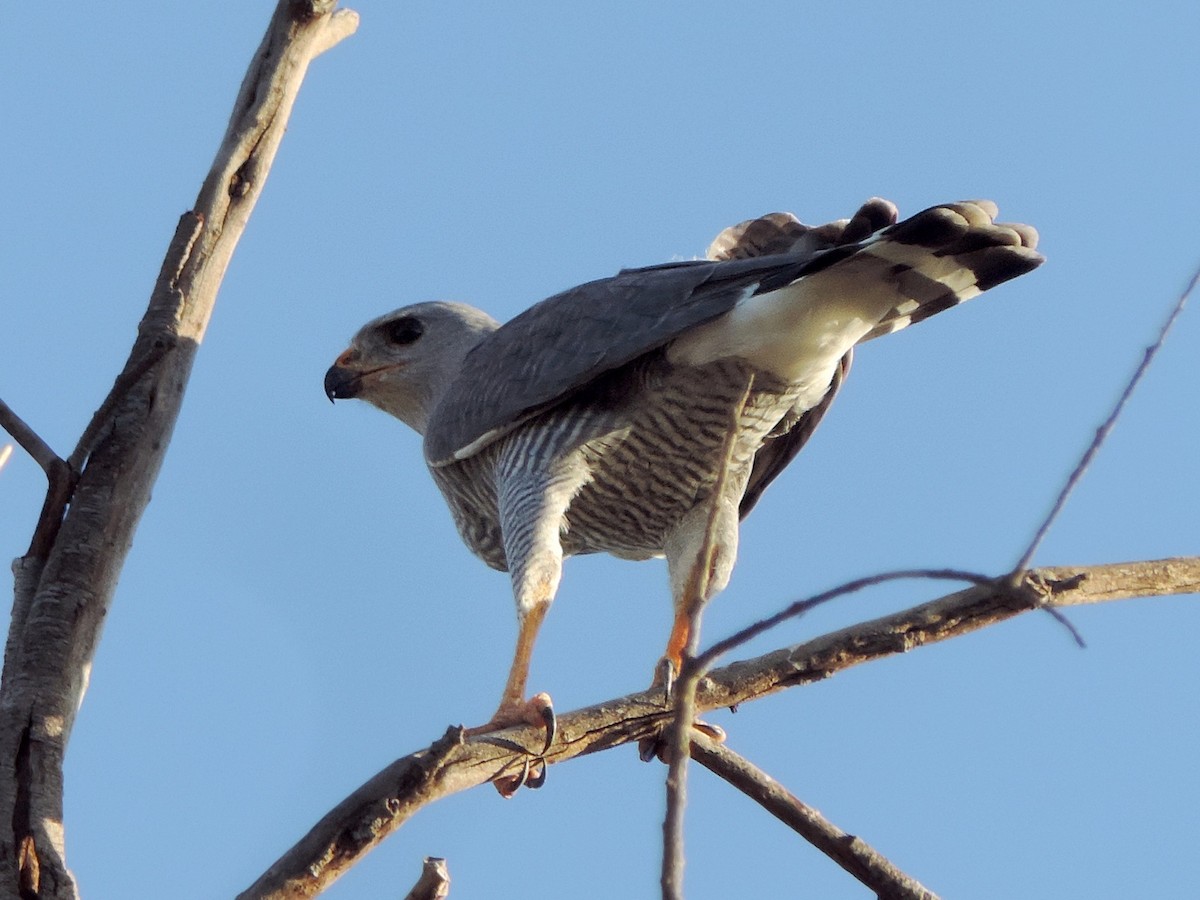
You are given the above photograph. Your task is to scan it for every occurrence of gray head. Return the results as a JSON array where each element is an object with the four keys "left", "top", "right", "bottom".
[{"left": 324, "top": 301, "right": 500, "bottom": 434}]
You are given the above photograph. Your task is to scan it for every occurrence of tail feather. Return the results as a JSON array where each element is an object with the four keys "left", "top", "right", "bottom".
[
  {"left": 673, "top": 199, "right": 1043, "bottom": 377},
  {"left": 856, "top": 201, "right": 1042, "bottom": 340}
]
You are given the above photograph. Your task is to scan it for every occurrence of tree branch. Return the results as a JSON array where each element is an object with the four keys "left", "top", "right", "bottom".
[
  {"left": 0, "top": 400, "right": 63, "bottom": 479},
  {"left": 0, "top": 4, "right": 358, "bottom": 897},
  {"left": 662, "top": 373, "right": 753, "bottom": 900},
  {"left": 402, "top": 857, "right": 450, "bottom": 900},
  {"left": 1013, "top": 263, "right": 1198, "bottom": 572},
  {"left": 239, "top": 556, "right": 1199, "bottom": 899},
  {"left": 0, "top": 399, "right": 75, "bottom": 558},
  {"left": 690, "top": 732, "right": 938, "bottom": 900}
]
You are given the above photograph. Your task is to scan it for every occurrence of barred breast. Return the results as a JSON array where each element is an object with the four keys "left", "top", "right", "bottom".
[{"left": 430, "top": 354, "right": 810, "bottom": 572}]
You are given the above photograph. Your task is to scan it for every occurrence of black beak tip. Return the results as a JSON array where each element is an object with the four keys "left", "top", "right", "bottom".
[{"left": 323, "top": 365, "right": 358, "bottom": 403}]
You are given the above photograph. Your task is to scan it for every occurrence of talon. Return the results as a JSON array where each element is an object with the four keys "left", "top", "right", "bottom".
[
  {"left": 472, "top": 692, "right": 556, "bottom": 795},
  {"left": 636, "top": 718, "right": 725, "bottom": 764},
  {"left": 524, "top": 758, "right": 547, "bottom": 789},
  {"left": 539, "top": 705, "right": 556, "bottom": 753},
  {"left": 529, "top": 692, "right": 556, "bottom": 754},
  {"left": 654, "top": 656, "right": 677, "bottom": 703},
  {"left": 493, "top": 757, "right": 531, "bottom": 798},
  {"left": 637, "top": 735, "right": 663, "bottom": 763}
]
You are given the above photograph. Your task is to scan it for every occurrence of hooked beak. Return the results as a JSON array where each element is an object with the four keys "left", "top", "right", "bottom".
[{"left": 324, "top": 364, "right": 361, "bottom": 403}]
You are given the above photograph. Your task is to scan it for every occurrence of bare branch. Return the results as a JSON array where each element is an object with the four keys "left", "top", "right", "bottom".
[
  {"left": 0, "top": 399, "right": 63, "bottom": 478},
  {"left": 695, "top": 568, "right": 992, "bottom": 672},
  {"left": 1013, "top": 263, "right": 1198, "bottom": 572},
  {"left": 662, "top": 374, "right": 754, "bottom": 900},
  {"left": 67, "top": 330, "right": 180, "bottom": 474},
  {"left": 660, "top": 677, "right": 695, "bottom": 900},
  {"left": 690, "top": 733, "right": 939, "bottom": 900},
  {"left": 0, "top": 4, "right": 358, "bottom": 896},
  {"left": 0, "top": 398, "right": 77, "bottom": 558},
  {"left": 402, "top": 857, "right": 450, "bottom": 900},
  {"left": 313, "top": 8, "right": 361, "bottom": 56},
  {"left": 239, "top": 556, "right": 1199, "bottom": 898}
]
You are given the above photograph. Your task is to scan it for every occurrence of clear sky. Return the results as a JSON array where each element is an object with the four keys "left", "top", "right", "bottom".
[{"left": 2, "top": 3, "right": 1198, "bottom": 898}]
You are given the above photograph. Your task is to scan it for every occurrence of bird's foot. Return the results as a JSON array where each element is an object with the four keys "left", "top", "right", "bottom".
[
  {"left": 464, "top": 692, "right": 556, "bottom": 797},
  {"left": 465, "top": 691, "right": 556, "bottom": 750},
  {"left": 640, "top": 660, "right": 724, "bottom": 760},
  {"left": 493, "top": 755, "right": 547, "bottom": 798},
  {"left": 652, "top": 655, "right": 678, "bottom": 702},
  {"left": 637, "top": 719, "right": 726, "bottom": 763}
]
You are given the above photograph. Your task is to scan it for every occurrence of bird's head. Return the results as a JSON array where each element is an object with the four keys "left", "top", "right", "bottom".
[{"left": 324, "top": 301, "right": 500, "bottom": 434}]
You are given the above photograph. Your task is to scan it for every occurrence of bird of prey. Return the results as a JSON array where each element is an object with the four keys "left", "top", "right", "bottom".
[{"left": 325, "top": 198, "right": 1042, "bottom": 755}]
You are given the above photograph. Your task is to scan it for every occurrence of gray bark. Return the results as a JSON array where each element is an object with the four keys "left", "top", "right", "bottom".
[{"left": 0, "top": 4, "right": 358, "bottom": 897}]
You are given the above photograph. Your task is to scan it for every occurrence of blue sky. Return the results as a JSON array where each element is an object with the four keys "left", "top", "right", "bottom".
[{"left": 2, "top": 3, "right": 1198, "bottom": 898}]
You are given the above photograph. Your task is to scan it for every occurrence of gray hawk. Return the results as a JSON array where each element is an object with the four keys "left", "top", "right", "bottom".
[{"left": 324, "top": 198, "right": 1042, "bottom": 758}]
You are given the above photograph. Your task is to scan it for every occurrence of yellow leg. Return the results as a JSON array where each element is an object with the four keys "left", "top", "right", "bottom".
[
  {"left": 494, "top": 600, "right": 549, "bottom": 719},
  {"left": 465, "top": 599, "right": 556, "bottom": 756},
  {"left": 466, "top": 600, "right": 556, "bottom": 795},
  {"left": 663, "top": 609, "right": 691, "bottom": 676}
]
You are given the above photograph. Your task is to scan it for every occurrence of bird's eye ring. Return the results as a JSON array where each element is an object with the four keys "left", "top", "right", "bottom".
[{"left": 383, "top": 316, "right": 424, "bottom": 346}]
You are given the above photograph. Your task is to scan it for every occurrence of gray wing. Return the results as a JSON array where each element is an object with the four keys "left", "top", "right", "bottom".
[
  {"left": 424, "top": 250, "right": 833, "bottom": 465},
  {"left": 424, "top": 197, "right": 1039, "bottom": 468}
]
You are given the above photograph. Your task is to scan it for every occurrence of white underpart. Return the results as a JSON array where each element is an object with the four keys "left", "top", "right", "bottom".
[{"left": 667, "top": 256, "right": 906, "bottom": 388}]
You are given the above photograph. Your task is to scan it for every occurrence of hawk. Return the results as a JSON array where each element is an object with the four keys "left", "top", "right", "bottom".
[{"left": 325, "top": 198, "right": 1042, "bottom": 755}]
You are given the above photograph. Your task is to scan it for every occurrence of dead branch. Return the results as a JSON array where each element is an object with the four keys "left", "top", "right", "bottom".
[
  {"left": 1013, "top": 263, "right": 1198, "bottom": 572},
  {"left": 0, "top": 401, "right": 63, "bottom": 478},
  {"left": 661, "top": 374, "right": 754, "bottom": 900},
  {"left": 0, "top": 4, "right": 358, "bottom": 898},
  {"left": 690, "top": 732, "right": 938, "bottom": 900},
  {"left": 402, "top": 858, "right": 450, "bottom": 900},
  {"left": 238, "top": 556, "right": 1199, "bottom": 899}
]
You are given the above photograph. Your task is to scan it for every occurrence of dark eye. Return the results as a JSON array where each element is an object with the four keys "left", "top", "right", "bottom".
[{"left": 383, "top": 316, "right": 424, "bottom": 345}]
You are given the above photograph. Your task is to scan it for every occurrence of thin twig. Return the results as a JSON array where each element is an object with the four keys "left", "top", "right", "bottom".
[
  {"left": 0, "top": 3, "right": 360, "bottom": 895},
  {"left": 691, "top": 733, "right": 939, "bottom": 900},
  {"left": 0, "top": 398, "right": 64, "bottom": 477},
  {"left": 662, "top": 373, "right": 754, "bottom": 900},
  {"left": 1012, "top": 264, "right": 1198, "bottom": 573},
  {"left": 0, "top": 397, "right": 79, "bottom": 558},
  {"left": 695, "top": 568, "right": 992, "bottom": 672},
  {"left": 0, "top": 444, "right": 12, "bottom": 474}
]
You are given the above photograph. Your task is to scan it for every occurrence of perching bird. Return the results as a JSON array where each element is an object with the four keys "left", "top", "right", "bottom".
[{"left": 325, "top": 198, "right": 1042, "bottom": 754}]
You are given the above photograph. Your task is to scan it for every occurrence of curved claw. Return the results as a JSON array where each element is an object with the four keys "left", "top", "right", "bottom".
[
  {"left": 493, "top": 756, "right": 531, "bottom": 798},
  {"left": 656, "top": 657, "right": 677, "bottom": 703},
  {"left": 637, "top": 736, "right": 661, "bottom": 763},
  {"left": 524, "top": 758, "right": 547, "bottom": 789},
  {"left": 535, "top": 696, "right": 557, "bottom": 754},
  {"left": 636, "top": 718, "right": 726, "bottom": 764},
  {"left": 490, "top": 754, "right": 549, "bottom": 796}
]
